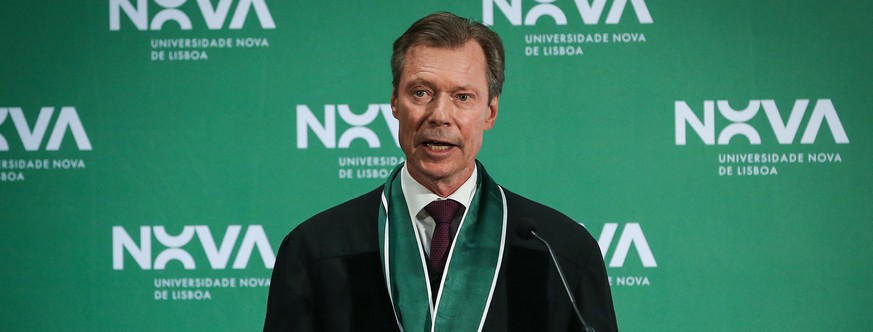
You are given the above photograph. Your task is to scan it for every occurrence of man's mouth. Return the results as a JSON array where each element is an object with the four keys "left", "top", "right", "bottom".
[{"left": 425, "top": 142, "right": 454, "bottom": 151}]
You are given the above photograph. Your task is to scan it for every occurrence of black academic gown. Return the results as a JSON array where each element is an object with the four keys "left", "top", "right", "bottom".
[{"left": 264, "top": 187, "right": 618, "bottom": 331}]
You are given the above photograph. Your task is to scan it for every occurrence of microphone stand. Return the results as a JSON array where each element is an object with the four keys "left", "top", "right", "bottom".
[{"left": 530, "top": 230, "right": 595, "bottom": 332}]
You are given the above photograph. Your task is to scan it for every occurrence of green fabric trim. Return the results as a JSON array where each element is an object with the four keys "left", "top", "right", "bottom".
[{"left": 379, "top": 161, "right": 507, "bottom": 331}]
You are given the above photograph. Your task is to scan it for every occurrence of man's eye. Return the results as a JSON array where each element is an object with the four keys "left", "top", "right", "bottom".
[
  {"left": 456, "top": 94, "right": 471, "bottom": 102},
  {"left": 413, "top": 90, "right": 428, "bottom": 98}
]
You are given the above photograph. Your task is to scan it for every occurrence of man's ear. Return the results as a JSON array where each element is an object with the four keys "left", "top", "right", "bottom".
[
  {"left": 484, "top": 95, "right": 499, "bottom": 130},
  {"left": 390, "top": 92, "right": 399, "bottom": 119}
]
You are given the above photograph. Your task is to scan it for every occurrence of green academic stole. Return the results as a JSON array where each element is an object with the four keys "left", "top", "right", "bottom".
[{"left": 378, "top": 161, "right": 507, "bottom": 331}]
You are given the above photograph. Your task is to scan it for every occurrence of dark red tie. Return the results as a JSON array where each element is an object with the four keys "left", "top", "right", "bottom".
[{"left": 424, "top": 199, "right": 462, "bottom": 275}]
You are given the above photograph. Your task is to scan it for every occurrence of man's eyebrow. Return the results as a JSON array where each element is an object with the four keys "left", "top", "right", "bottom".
[
  {"left": 403, "top": 78, "right": 479, "bottom": 93},
  {"left": 403, "top": 77, "right": 433, "bottom": 87},
  {"left": 451, "top": 84, "right": 477, "bottom": 92}
]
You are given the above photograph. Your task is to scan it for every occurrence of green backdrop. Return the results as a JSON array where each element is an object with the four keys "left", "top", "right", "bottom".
[{"left": 2, "top": 1, "right": 871, "bottom": 330}]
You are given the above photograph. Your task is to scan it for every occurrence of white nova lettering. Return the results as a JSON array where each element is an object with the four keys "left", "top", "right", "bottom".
[
  {"left": 675, "top": 99, "right": 849, "bottom": 145},
  {"left": 296, "top": 104, "right": 399, "bottom": 149},
  {"left": 483, "top": 0, "right": 653, "bottom": 26},
  {"left": 598, "top": 223, "right": 657, "bottom": 268},
  {"left": 0, "top": 107, "right": 92, "bottom": 151},
  {"left": 112, "top": 225, "right": 276, "bottom": 270},
  {"left": 110, "top": 0, "right": 276, "bottom": 31}
]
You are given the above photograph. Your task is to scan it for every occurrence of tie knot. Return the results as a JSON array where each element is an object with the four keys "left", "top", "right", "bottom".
[{"left": 424, "top": 199, "right": 462, "bottom": 225}]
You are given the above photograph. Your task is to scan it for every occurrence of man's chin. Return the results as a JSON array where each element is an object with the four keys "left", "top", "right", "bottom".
[
  {"left": 409, "top": 164, "right": 451, "bottom": 181},
  {"left": 407, "top": 160, "right": 472, "bottom": 183}
]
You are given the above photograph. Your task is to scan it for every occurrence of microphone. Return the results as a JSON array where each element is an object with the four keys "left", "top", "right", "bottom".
[{"left": 518, "top": 218, "right": 594, "bottom": 332}]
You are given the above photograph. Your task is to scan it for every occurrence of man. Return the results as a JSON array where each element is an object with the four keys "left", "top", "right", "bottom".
[{"left": 265, "top": 12, "right": 617, "bottom": 331}]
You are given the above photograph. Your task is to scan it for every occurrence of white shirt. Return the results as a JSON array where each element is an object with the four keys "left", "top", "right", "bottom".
[{"left": 400, "top": 164, "right": 478, "bottom": 256}]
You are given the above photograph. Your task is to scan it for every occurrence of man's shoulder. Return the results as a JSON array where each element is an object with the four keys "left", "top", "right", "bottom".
[
  {"left": 502, "top": 188, "right": 580, "bottom": 230},
  {"left": 502, "top": 187, "right": 599, "bottom": 264},
  {"left": 304, "top": 187, "right": 382, "bottom": 225},
  {"left": 284, "top": 187, "right": 383, "bottom": 255}
]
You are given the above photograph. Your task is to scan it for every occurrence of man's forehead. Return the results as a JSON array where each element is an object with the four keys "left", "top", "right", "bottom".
[
  {"left": 401, "top": 41, "right": 488, "bottom": 81},
  {"left": 405, "top": 39, "right": 484, "bottom": 60}
]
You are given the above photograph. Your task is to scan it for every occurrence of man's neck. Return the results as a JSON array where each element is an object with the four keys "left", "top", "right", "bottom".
[
  {"left": 400, "top": 164, "right": 478, "bottom": 221},
  {"left": 407, "top": 165, "right": 475, "bottom": 197}
]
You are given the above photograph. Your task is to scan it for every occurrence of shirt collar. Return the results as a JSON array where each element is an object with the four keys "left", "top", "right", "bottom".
[{"left": 400, "top": 163, "right": 478, "bottom": 216}]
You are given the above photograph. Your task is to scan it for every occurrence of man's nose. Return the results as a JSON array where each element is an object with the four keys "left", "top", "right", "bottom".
[{"left": 426, "top": 94, "right": 453, "bottom": 126}]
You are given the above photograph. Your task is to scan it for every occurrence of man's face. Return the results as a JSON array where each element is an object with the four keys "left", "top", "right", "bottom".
[{"left": 391, "top": 40, "right": 499, "bottom": 192}]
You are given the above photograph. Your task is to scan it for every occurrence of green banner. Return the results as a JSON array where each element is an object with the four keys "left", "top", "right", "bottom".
[{"left": 2, "top": 1, "right": 871, "bottom": 330}]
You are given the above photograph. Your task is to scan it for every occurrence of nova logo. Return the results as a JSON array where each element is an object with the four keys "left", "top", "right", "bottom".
[
  {"left": 483, "top": 0, "right": 653, "bottom": 26},
  {"left": 109, "top": 0, "right": 275, "bottom": 31},
  {"left": 296, "top": 104, "right": 399, "bottom": 149},
  {"left": 675, "top": 99, "right": 849, "bottom": 145},
  {"left": 0, "top": 107, "right": 91, "bottom": 151},
  {"left": 598, "top": 223, "right": 656, "bottom": 268},
  {"left": 112, "top": 225, "right": 275, "bottom": 270}
]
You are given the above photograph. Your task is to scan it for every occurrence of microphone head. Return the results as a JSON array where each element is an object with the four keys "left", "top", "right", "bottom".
[{"left": 517, "top": 217, "right": 538, "bottom": 239}]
